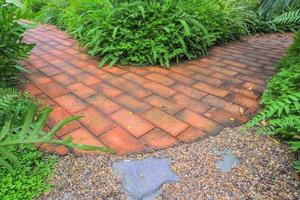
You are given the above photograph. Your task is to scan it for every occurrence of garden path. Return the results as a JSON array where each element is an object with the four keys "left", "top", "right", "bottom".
[{"left": 19, "top": 24, "right": 292, "bottom": 155}]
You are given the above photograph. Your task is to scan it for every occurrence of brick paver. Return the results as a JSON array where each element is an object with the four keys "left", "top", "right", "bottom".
[{"left": 19, "top": 24, "right": 292, "bottom": 155}]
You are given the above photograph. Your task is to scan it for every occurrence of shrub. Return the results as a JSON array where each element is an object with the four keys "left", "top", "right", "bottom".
[
  {"left": 247, "top": 31, "right": 300, "bottom": 171},
  {"left": 0, "top": 0, "right": 34, "bottom": 87},
  {"left": 23, "top": 0, "right": 261, "bottom": 67}
]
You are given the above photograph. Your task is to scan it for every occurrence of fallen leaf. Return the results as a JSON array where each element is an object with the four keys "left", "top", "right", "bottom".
[
  {"left": 261, "top": 120, "right": 268, "bottom": 126},
  {"left": 239, "top": 107, "right": 244, "bottom": 115}
]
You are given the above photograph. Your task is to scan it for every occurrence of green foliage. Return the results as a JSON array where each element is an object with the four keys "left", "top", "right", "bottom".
[
  {"left": 23, "top": 0, "right": 262, "bottom": 67},
  {"left": 0, "top": 102, "right": 113, "bottom": 169},
  {"left": 0, "top": 88, "right": 32, "bottom": 128},
  {"left": 0, "top": 0, "right": 34, "bottom": 87},
  {"left": 259, "top": 0, "right": 293, "bottom": 17},
  {"left": 247, "top": 31, "right": 300, "bottom": 172},
  {"left": 0, "top": 145, "right": 57, "bottom": 200}
]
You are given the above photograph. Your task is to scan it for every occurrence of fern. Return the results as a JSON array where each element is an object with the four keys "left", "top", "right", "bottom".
[
  {"left": 247, "top": 30, "right": 300, "bottom": 172},
  {"left": 273, "top": 9, "right": 300, "bottom": 25},
  {"left": 0, "top": 103, "right": 112, "bottom": 169}
]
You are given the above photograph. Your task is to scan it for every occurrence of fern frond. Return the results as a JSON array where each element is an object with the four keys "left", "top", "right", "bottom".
[{"left": 273, "top": 10, "right": 300, "bottom": 25}]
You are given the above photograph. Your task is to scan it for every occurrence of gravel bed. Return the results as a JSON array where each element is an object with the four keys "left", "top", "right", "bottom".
[{"left": 40, "top": 127, "right": 300, "bottom": 200}]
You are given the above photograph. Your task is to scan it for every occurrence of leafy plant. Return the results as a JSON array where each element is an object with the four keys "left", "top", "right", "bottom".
[
  {"left": 0, "top": 102, "right": 113, "bottom": 169},
  {"left": 0, "top": 145, "right": 57, "bottom": 199},
  {"left": 260, "top": 0, "right": 293, "bottom": 17},
  {"left": 0, "top": 0, "right": 34, "bottom": 87},
  {"left": 0, "top": 88, "right": 32, "bottom": 128},
  {"left": 23, "top": 0, "right": 262, "bottom": 67},
  {"left": 247, "top": 31, "right": 300, "bottom": 172}
]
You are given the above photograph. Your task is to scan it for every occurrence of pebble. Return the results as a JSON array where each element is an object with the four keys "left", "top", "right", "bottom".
[{"left": 40, "top": 127, "right": 300, "bottom": 200}]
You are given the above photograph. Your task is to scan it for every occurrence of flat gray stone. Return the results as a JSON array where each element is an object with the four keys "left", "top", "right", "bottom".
[
  {"left": 214, "top": 148, "right": 240, "bottom": 172},
  {"left": 112, "top": 157, "right": 180, "bottom": 200}
]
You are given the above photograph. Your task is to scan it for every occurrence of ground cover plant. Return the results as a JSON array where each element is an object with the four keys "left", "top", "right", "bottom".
[{"left": 247, "top": 30, "right": 300, "bottom": 171}]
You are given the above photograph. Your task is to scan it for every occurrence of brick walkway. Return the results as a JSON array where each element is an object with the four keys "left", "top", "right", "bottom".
[{"left": 19, "top": 25, "right": 292, "bottom": 155}]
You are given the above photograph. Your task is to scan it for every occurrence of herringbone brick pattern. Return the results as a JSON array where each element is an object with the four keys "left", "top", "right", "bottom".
[{"left": 19, "top": 24, "right": 292, "bottom": 155}]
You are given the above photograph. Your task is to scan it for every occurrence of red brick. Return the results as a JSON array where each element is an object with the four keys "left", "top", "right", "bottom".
[
  {"left": 171, "top": 94, "right": 210, "bottom": 114},
  {"left": 140, "top": 128, "right": 177, "bottom": 149},
  {"left": 223, "top": 59, "right": 246, "bottom": 68},
  {"left": 186, "top": 64, "right": 215, "bottom": 75},
  {"left": 143, "top": 82, "right": 177, "bottom": 98},
  {"left": 69, "top": 59, "right": 88, "bottom": 68},
  {"left": 236, "top": 74, "right": 265, "bottom": 85},
  {"left": 146, "top": 66, "right": 170, "bottom": 74},
  {"left": 175, "top": 109, "right": 223, "bottom": 135},
  {"left": 27, "top": 72, "right": 53, "bottom": 85},
  {"left": 103, "top": 66, "right": 128, "bottom": 75},
  {"left": 142, "top": 108, "right": 188, "bottom": 137},
  {"left": 242, "top": 82, "right": 265, "bottom": 92},
  {"left": 232, "top": 94, "right": 260, "bottom": 113},
  {"left": 39, "top": 66, "right": 62, "bottom": 76},
  {"left": 202, "top": 95, "right": 243, "bottom": 116},
  {"left": 213, "top": 66, "right": 239, "bottom": 76},
  {"left": 99, "top": 126, "right": 147, "bottom": 155},
  {"left": 224, "top": 85, "right": 260, "bottom": 99},
  {"left": 86, "top": 94, "right": 121, "bottom": 115},
  {"left": 177, "top": 127, "right": 207, "bottom": 143},
  {"left": 173, "top": 84, "right": 207, "bottom": 100},
  {"left": 200, "top": 58, "right": 225, "bottom": 66},
  {"left": 169, "top": 67, "right": 196, "bottom": 76},
  {"left": 204, "top": 107, "right": 248, "bottom": 126},
  {"left": 19, "top": 83, "right": 42, "bottom": 95},
  {"left": 106, "top": 76, "right": 151, "bottom": 98},
  {"left": 63, "top": 128, "right": 106, "bottom": 155},
  {"left": 67, "top": 83, "right": 96, "bottom": 98},
  {"left": 191, "top": 73, "right": 225, "bottom": 87},
  {"left": 122, "top": 72, "right": 149, "bottom": 85},
  {"left": 64, "top": 67, "right": 83, "bottom": 76},
  {"left": 37, "top": 94, "right": 57, "bottom": 108},
  {"left": 75, "top": 107, "right": 116, "bottom": 136},
  {"left": 53, "top": 73, "right": 77, "bottom": 86},
  {"left": 144, "top": 95, "right": 183, "bottom": 115},
  {"left": 76, "top": 72, "right": 102, "bottom": 85},
  {"left": 193, "top": 82, "right": 229, "bottom": 98},
  {"left": 227, "top": 66, "right": 254, "bottom": 76},
  {"left": 54, "top": 94, "right": 88, "bottom": 114},
  {"left": 91, "top": 82, "right": 123, "bottom": 97},
  {"left": 47, "top": 58, "right": 67, "bottom": 67},
  {"left": 211, "top": 72, "right": 243, "bottom": 85},
  {"left": 30, "top": 59, "right": 49, "bottom": 68},
  {"left": 128, "top": 68, "right": 151, "bottom": 76},
  {"left": 46, "top": 106, "right": 82, "bottom": 137},
  {"left": 115, "top": 94, "right": 151, "bottom": 113},
  {"left": 39, "top": 82, "right": 69, "bottom": 98},
  {"left": 165, "top": 73, "right": 196, "bottom": 85},
  {"left": 110, "top": 108, "right": 154, "bottom": 138},
  {"left": 145, "top": 73, "right": 175, "bottom": 86}
]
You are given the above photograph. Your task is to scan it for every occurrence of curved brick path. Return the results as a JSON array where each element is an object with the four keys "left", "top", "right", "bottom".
[{"left": 19, "top": 24, "right": 292, "bottom": 155}]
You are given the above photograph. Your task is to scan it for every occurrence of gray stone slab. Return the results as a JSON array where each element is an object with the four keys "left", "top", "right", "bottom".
[
  {"left": 112, "top": 157, "right": 180, "bottom": 200},
  {"left": 214, "top": 148, "right": 240, "bottom": 172}
]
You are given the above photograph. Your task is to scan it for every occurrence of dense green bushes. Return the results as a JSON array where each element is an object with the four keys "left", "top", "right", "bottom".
[
  {"left": 0, "top": 0, "right": 34, "bottom": 87},
  {"left": 21, "top": 0, "right": 264, "bottom": 67},
  {"left": 247, "top": 31, "right": 300, "bottom": 171}
]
